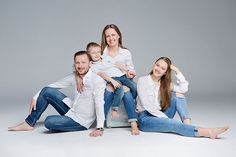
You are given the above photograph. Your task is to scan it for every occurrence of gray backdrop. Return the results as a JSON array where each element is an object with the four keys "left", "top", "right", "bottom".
[{"left": 1, "top": 0, "right": 235, "bottom": 102}]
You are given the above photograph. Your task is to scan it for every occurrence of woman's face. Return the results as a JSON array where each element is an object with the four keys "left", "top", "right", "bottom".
[
  {"left": 152, "top": 59, "right": 168, "bottom": 78},
  {"left": 105, "top": 28, "right": 120, "bottom": 47}
]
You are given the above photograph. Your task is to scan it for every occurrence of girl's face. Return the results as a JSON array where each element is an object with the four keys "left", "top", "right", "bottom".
[
  {"left": 105, "top": 28, "right": 120, "bottom": 47},
  {"left": 152, "top": 59, "right": 168, "bottom": 78}
]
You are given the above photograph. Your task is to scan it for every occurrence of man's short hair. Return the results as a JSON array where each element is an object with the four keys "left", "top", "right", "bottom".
[{"left": 74, "top": 50, "right": 91, "bottom": 61}]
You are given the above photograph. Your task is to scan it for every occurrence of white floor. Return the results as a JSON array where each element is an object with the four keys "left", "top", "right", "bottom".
[{"left": 1, "top": 97, "right": 235, "bottom": 157}]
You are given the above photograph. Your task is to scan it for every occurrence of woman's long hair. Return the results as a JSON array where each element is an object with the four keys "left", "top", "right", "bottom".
[
  {"left": 150, "top": 57, "right": 172, "bottom": 111},
  {"left": 101, "top": 24, "right": 126, "bottom": 53}
]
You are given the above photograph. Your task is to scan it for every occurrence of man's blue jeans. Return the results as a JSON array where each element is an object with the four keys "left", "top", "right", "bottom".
[
  {"left": 138, "top": 92, "right": 198, "bottom": 137},
  {"left": 25, "top": 87, "right": 87, "bottom": 132},
  {"left": 104, "top": 89, "right": 138, "bottom": 122}
]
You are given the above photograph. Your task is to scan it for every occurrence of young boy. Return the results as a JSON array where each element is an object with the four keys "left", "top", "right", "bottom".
[{"left": 84, "top": 42, "right": 137, "bottom": 118}]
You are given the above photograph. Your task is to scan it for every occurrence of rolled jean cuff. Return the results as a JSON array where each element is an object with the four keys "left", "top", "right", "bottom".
[
  {"left": 112, "top": 107, "right": 119, "bottom": 111},
  {"left": 25, "top": 119, "right": 34, "bottom": 127},
  {"left": 128, "top": 118, "right": 137, "bottom": 123}
]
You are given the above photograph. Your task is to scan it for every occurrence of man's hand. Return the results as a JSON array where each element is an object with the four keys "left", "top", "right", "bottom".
[
  {"left": 89, "top": 129, "right": 104, "bottom": 137},
  {"left": 29, "top": 99, "right": 36, "bottom": 114}
]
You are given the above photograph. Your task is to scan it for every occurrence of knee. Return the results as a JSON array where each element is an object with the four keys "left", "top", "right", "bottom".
[
  {"left": 123, "top": 86, "right": 130, "bottom": 92},
  {"left": 40, "top": 87, "right": 54, "bottom": 96},
  {"left": 44, "top": 116, "right": 54, "bottom": 130}
]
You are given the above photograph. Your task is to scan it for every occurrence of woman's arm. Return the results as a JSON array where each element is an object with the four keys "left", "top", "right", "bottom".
[
  {"left": 171, "top": 65, "right": 189, "bottom": 93},
  {"left": 97, "top": 71, "right": 121, "bottom": 89}
]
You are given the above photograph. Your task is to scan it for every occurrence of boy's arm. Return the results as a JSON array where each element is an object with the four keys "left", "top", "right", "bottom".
[{"left": 97, "top": 72, "right": 121, "bottom": 89}]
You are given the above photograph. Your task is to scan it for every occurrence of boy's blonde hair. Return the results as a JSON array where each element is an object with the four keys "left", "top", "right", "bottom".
[{"left": 86, "top": 42, "right": 101, "bottom": 52}]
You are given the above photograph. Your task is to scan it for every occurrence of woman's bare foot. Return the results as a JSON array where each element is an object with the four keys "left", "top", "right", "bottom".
[
  {"left": 131, "top": 121, "right": 140, "bottom": 135},
  {"left": 111, "top": 110, "right": 119, "bottom": 119},
  {"left": 208, "top": 126, "right": 229, "bottom": 139},
  {"left": 8, "top": 122, "right": 34, "bottom": 131}
]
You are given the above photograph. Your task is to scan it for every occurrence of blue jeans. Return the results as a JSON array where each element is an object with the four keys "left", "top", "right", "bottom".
[
  {"left": 104, "top": 89, "right": 138, "bottom": 122},
  {"left": 138, "top": 93, "right": 198, "bottom": 137},
  {"left": 111, "top": 75, "right": 137, "bottom": 111},
  {"left": 25, "top": 87, "right": 87, "bottom": 132}
]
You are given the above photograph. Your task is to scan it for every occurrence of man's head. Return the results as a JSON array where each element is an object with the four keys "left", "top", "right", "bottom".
[
  {"left": 74, "top": 51, "right": 91, "bottom": 76},
  {"left": 86, "top": 42, "right": 102, "bottom": 62}
]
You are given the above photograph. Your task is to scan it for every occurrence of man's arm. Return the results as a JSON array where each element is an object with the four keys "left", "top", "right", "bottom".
[{"left": 89, "top": 75, "right": 106, "bottom": 137}]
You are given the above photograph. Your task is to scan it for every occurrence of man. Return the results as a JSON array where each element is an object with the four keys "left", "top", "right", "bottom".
[{"left": 8, "top": 51, "right": 106, "bottom": 137}]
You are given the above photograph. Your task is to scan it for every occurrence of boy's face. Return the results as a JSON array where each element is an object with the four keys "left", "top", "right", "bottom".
[{"left": 88, "top": 46, "right": 102, "bottom": 62}]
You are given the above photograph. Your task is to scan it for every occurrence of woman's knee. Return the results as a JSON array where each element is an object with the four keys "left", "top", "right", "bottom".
[{"left": 106, "top": 84, "right": 114, "bottom": 92}]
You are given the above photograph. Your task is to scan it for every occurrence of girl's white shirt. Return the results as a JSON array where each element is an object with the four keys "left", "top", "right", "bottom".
[{"left": 137, "top": 73, "right": 189, "bottom": 118}]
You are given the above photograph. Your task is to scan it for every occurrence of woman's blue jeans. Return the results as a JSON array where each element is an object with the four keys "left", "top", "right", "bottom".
[
  {"left": 25, "top": 87, "right": 87, "bottom": 132},
  {"left": 104, "top": 89, "right": 138, "bottom": 122},
  {"left": 138, "top": 92, "right": 198, "bottom": 137}
]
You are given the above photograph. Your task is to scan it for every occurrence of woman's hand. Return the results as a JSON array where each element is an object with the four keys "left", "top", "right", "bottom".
[
  {"left": 126, "top": 71, "right": 136, "bottom": 79},
  {"left": 110, "top": 79, "right": 121, "bottom": 89}
]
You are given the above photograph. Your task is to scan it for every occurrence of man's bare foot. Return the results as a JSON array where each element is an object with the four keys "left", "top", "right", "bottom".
[
  {"left": 208, "top": 126, "right": 229, "bottom": 139},
  {"left": 111, "top": 110, "right": 119, "bottom": 119},
  {"left": 8, "top": 122, "right": 34, "bottom": 131},
  {"left": 131, "top": 121, "right": 140, "bottom": 135}
]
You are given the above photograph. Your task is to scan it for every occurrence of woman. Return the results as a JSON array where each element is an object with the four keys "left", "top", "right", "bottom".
[
  {"left": 101, "top": 24, "right": 139, "bottom": 135},
  {"left": 137, "top": 57, "right": 229, "bottom": 139}
]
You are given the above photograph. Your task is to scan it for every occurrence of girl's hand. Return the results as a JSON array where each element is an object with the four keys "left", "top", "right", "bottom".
[{"left": 170, "top": 64, "right": 180, "bottom": 74}]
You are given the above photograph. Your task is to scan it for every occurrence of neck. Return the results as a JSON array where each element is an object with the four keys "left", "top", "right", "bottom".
[
  {"left": 151, "top": 74, "right": 161, "bottom": 83},
  {"left": 108, "top": 45, "right": 119, "bottom": 53}
]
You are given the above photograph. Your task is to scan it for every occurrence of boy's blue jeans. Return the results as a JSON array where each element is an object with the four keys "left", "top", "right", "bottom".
[
  {"left": 111, "top": 75, "right": 137, "bottom": 111},
  {"left": 104, "top": 89, "right": 137, "bottom": 122},
  {"left": 25, "top": 87, "right": 87, "bottom": 132},
  {"left": 138, "top": 92, "right": 198, "bottom": 137}
]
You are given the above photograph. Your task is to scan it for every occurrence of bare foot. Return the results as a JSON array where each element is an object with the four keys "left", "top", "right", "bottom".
[
  {"left": 208, "top": 126, "right": 229, "bottom": 139},
  {"left": 111, "top": 110, "right": 119, "bottom": 119},
  {"left": 8, "top": 122, "right": 34, "bottom": 131},
  {"left": 131, "top": 121, "right": 140, "bottom": 135}
]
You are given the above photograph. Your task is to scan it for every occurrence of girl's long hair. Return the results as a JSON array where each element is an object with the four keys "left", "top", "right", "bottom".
[
  {"left": 150, "top": 57, "right": 172, "bottom": 111},
  {"left": 101, "top": 24, "right": 126, "bottom": 53}
]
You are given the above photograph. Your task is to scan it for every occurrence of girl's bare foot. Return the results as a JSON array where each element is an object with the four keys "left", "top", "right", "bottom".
[
  {"left": 8, "top": 122, "right": 34, "bottom": 131},
  {"left": 208, "top": 126, "right": 229, "bottom": 139},
  {"left": 131, "top": 121, "right": 140, "bottom": 135}
]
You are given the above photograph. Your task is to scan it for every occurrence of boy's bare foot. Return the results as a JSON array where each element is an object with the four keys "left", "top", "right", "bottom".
[
  {"left": 111, "top": 110, "right": 119, "bottom": 119},
  {"left": 8, "top": 122, "right": 34, "bottom": 131},
  {"left": 131, "top": 121, "right": 140, "bottom": 135}
]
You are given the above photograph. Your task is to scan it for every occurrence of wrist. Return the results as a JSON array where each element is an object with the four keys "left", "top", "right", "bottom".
[{"left": 96, "top": 127, "right": 104, "bottom": 131}]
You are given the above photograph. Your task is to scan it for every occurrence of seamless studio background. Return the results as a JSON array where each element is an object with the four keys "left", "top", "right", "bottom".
[{"left": 0, "top": 1, "right": 235, "bottom": 157}]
